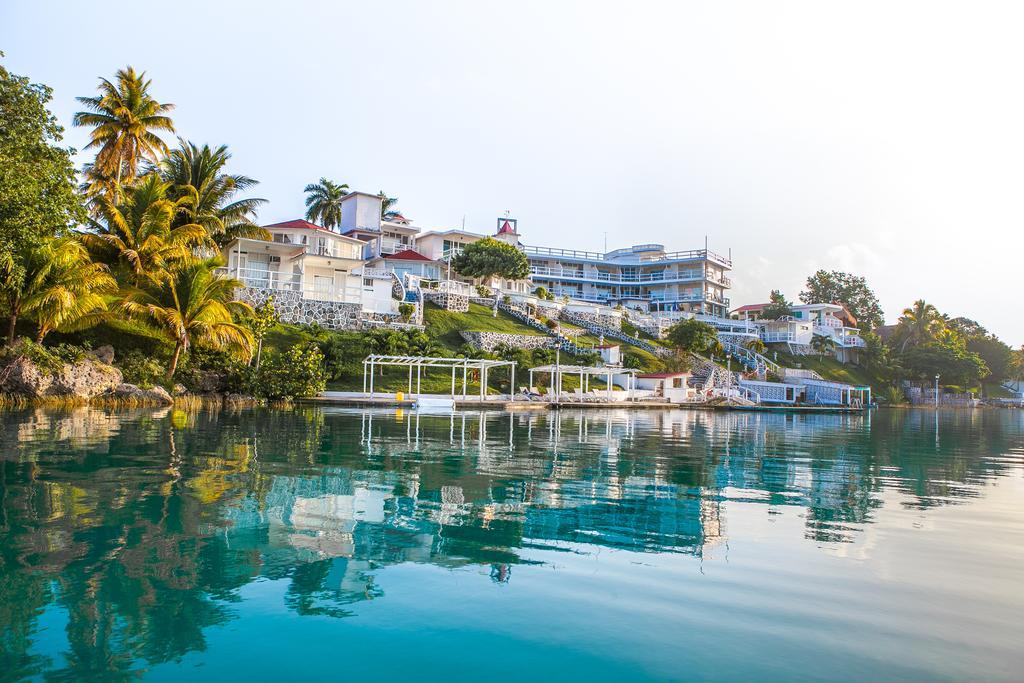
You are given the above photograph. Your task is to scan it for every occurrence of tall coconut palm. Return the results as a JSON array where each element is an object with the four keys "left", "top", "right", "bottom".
[
  {"left": 73, "top": 67, "right": 175, "bottom": 200},
  {"left": 2, "top": 238, "right": 116, "bottom": 343},
  {"left": 303, "top": 178, "right": 349, "bottom": 229},
  {"left": 121, "top": 259, "right": 253, "bottom": 378},
  {"left": 378, "top": 191, "right": 400, "bottom": 219},
  {"left": 161, "top": 139, "right": 269, "bottom": 246},
  {"left": 83, "top": 174, "right": 210, "bottom": 285},
  {"left": 896, "top": 299, "right": 942, "bottom": 352}
]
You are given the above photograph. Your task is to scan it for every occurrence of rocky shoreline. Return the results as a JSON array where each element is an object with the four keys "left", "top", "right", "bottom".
[{"left": 0, "top": 343, "right": 260, "bottom": 408}]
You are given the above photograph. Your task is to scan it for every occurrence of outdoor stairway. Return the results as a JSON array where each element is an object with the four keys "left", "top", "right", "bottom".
[
  {"left": 558, "top": 311, "right": 671, "bottom": 358},
  {"left": 718, "top": 338, "right": 781, "bottom": 379},
  {"left": 497, "top": 302, "right": 590, "bottom": 356}
]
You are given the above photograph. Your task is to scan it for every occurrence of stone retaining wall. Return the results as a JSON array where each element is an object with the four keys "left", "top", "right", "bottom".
[
  {"left": 459, "top": 331, "right": 553, "bottom": 352},
  {"left": 238, "top": 288, "right": 362, "bottom": 329},
  {"left": 424, "top": 291, "right": 470, "bottom": 312},
  {"left": 560, "top": 309, "right": 621, "bottom": 330}
]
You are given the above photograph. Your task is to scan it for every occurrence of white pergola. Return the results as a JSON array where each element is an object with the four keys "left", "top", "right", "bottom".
[
  {"left": 528, "top": 364, "right": 639, "bottom": 402},
  {"left": 362, "top": 355, "right": 518, "bottom": 400}
]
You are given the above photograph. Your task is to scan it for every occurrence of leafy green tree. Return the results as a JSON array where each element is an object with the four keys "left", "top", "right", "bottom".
[
  {"left": 665, "top": 318, "right": 718, "bottom": 355},
  {"left": 73, "top": 66, "right": 175, "bottom": 199},
  {"left": 761, "top": 290, "right": 794, "bottom": 319},
  {"left": 161, "top": 139, "right": 269, "bottom": 246},
  {"left": 250, "top": 343, "right": 326, "bottom": 399},
  {"left": 121, "top": 259, "right": 253, "bottom": 378},
  {"left": 303, "top": 178, "right": 349, "bottom": 229},
  {"left": 1010, "top": 346, "right": 1024, "bottom": 381},
  {"left": 902, "top": 342, "right": 988, "bottom": 388},
  {"left": 247, "top": 297, "right": 278, "bottom": 369},
  {"left": 450, "top": 237, "right": 530, "bottom": 281},
  {"left": 800, "top": 270, "right": 884, "bottom": 330},
  {"left": 0, "top": 59, "right": 85, "bottom": 338},
  {"left": 946, "top": 316, "right": 1012, "bottom": 384}
]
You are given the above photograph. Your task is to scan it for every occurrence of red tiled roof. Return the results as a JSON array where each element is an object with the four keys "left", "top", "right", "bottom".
[
  {"left": 732, "top": 303, "right": 769, "bottom": 313},
  {"left": 386, "top": 249, "right": 434, "bottom": 262},
  {"left": 496, "top": 220, "right": 516, "bottom": 235},
  {"left": 264, "top": 219, "right": 325, "bottom": 231}
]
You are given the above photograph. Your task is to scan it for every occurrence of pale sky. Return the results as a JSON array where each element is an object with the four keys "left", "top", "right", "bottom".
[{"left": 3, "top": 1, "right": 1021, "bottom": 344}]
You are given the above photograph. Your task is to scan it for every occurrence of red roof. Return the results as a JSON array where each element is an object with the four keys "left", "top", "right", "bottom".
[
  {"left": 264, "top": 219, "right": 325, "bottom": 231},
  {"left": 638, "top": 372, "right": 690, "bottom": 379},
  {"left": 386, "top": 249, "right": 434, "bottom": 262},
  {"left": 496, "top": 220, "right": 516, "bottom": 235},
  {"left": 732, "top": 303, "right": 769, "bottom": 313}
]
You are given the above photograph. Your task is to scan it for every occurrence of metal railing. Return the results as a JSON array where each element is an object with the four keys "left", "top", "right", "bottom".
[
  {"left": 529, "top": 265, "right": 714, "bottom": 284},
  {"left": 219, "top": 267, "right": 364, "bottom": 304},
  {"left": 522, "top": 245, "right": 731, "bottom": 267}
]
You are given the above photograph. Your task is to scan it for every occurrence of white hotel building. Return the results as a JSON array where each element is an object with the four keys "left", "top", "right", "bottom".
[{"left": 220, "top": 190, "right": 732, "bottom": 322}]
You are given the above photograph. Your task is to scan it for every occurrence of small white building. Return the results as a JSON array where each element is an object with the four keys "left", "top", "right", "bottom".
[
  {"left": 635, "top": 372, "right": 695, "bottom": 403},
  {"left": 595, "top": 345, "right": 621, "bottom": 365}
]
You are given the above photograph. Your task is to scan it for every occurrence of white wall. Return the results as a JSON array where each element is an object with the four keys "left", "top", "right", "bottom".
[{"left": 340, "top": 194, "right": 383, "bottom": 233}]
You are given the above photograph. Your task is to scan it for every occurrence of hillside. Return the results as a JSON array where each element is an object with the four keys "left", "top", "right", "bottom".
[{"left": 423, "top": 302, "right": 543, "bottom": 351}]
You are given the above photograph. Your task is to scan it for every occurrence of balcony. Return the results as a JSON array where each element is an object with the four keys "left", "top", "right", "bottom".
[
  {"left": 529, "top": 265, "right": 721, "bottom": 285},
  {"left": 521, "top": 245, "right": 732, "bottom": 267},
  {"left": 220, "top": 267, "right": 364, "bottom": 305}
]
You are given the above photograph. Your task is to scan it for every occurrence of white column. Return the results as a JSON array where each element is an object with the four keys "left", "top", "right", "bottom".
[
  {"left": 451, "top": 366, "right": 456, "bottom": 397},
  {"left": 369, "top": 359, "right": 375, "bottom": 397},
  {"left": 416, "top": 364, "right": 422, "bottom": 396}
]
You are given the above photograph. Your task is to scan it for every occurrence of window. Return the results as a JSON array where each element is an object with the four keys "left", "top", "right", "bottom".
[
  {"left": 363, "top": 278, "right": 374, "bottom": 287},
  {"left": 273, "top": 233, "right": 291, "bottom": 243}
]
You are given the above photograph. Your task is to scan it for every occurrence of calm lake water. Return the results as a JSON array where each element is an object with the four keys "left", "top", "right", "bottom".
[{"left": 1, "top": 406, "right": 1022, "bottom": 682}]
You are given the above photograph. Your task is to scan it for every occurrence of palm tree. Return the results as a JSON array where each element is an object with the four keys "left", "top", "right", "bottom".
[
  {"left": 810, "top": 334, "right": 836, "bottom": 355},
  {"left": 20, "top": 239, "right": 117, "bottom": 343},
  {"left": 378, "top": 191, "right": 400, "bottom": 219},
  {"left": 73, "top": 67, "right": 175, "bottom": 199},
  {"left": 303, "top": 178, "right": 349, "bottom": 229},
  {"left": 745, "top": 338, "right": 767, "bottom": 355},
  {"left": 896, "top": 299, "right": 941, "bottom": 352},
  {"left": 121, "top": 259, "right": 253, "bottom": 378},
  {"left": 2, "top": 238, "right": 117, "bottom": 344},
  {"left": 82, "top": 174, "right": 210, "bottom": 285},
  {"left": 161, "top": 139, "right": 269, "bottom": 246}
]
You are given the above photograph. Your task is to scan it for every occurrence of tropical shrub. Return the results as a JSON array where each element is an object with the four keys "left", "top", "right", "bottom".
[
  {"left": 117, "top": 349, "right": 166, "bottom": 389},
  {"left": 250, "top": 343, "right": 326, "bottom": 399},
  {"left": 666, "top": 319, "right": 718, "bottom": 355},
  {"left": 398, "top": 303, "right": 415, "bottom": 322}
]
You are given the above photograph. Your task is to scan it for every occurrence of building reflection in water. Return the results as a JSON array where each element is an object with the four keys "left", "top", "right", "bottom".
[{"left": 0, "top": 405, "right": 1021, "bottom": 679}]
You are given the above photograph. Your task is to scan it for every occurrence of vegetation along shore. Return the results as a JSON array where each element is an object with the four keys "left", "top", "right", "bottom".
[{"left": 2, "top": 59, "right": 1022, "bottom": 407}]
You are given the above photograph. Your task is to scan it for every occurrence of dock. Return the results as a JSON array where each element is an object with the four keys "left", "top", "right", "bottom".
[{"left": 301, "top": 392, "right": 867, "bottom": 413}]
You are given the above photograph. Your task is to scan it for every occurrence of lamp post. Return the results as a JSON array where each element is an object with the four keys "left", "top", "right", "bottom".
[{"left": 934, "top": 374, "right": 940, "bottom": 410}]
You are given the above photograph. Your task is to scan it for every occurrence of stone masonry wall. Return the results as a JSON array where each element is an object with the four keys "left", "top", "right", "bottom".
[
  {"left": 459, "top": 331, "right": 554, "bottom": 352},
  {"left": 561, "top": 309, "right": 621, "bottom": 330},
  {"left": 424, "top": 291, "right": 469, "bottom": 312},
  {"left": 237, "top": 288, "right": 362, "bottom": 330}
]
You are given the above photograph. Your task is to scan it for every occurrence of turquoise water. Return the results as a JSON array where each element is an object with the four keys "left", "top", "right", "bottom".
[{"left": 1, "top": 407, "right": 1022, "bottom": 682}]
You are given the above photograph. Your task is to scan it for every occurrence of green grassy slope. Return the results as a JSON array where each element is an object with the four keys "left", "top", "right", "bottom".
[
  {"left": 424, "top": 302, "right": 543, "bottom": 351},
  {"left": 773, "top": 350, "right": 885, "bottom": 389}
]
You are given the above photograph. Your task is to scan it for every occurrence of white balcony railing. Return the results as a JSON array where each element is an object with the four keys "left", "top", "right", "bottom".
[
  {"left": 220, "top": 267, "right": 364, "bottom": 305},
  {"left": 529, "top": 265, "right": 718, "bottom": 285}
]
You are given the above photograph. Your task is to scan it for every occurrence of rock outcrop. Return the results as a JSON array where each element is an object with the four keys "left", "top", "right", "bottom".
[
  {"left": 1, "top": 351, "right": 123, "bottom": 399},
  {"left": 104, "top": 383, "right": 173, "bottom": 405}
]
